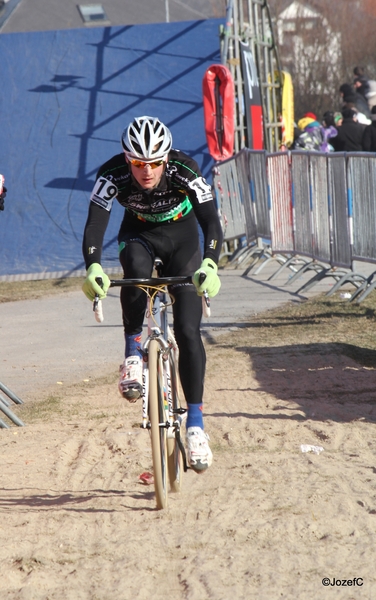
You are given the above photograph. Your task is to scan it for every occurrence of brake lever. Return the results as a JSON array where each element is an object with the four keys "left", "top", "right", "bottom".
[
  {"left": 199, "top": 272, "right": 211, "bottom": 317},
  {"left": 93, "top": 277, "right": 104, "bottom": 322}
]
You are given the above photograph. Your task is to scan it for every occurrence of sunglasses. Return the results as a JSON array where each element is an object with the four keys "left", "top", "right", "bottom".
[{"left": 129, "top": 159, "right": 165, "bottom": 169}]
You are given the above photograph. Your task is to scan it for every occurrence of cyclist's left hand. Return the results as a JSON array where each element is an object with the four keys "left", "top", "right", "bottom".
[{"left": 193, "top": 258, "right": 221, "bottom": 298}]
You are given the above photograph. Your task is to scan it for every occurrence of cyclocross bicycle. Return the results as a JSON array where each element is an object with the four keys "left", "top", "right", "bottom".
[{"left": 93, "top": 261, "right": 209, "bottom": 510}]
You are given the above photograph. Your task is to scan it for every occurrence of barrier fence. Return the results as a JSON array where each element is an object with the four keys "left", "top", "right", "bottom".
[
  {"left": 213, "top": 149, "right": 376, "bottom": 301},
  {"left": 0, "top": 381, "right": 25, "bottom": 429}
]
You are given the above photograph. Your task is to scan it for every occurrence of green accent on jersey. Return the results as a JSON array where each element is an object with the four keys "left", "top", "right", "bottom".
[
  {"left": 128, "top": 196, "right": 192, "bottom": 223},
  {"left": 169, "top": 159, "right": 198, "bottom": 178}
]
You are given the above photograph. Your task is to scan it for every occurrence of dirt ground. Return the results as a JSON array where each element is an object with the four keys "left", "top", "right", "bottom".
[{"left": 1, "top": 292, "right": 376, "bottom": 599}]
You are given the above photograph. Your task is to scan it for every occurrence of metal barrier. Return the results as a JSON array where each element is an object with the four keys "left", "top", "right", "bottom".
[
  {"left": 300, "top": 152, "right": 376, "bottom": 297},
  {"left": 247, "top": 150, "right": 270, "bottom": 240},
  {"left": 228, "top": 150, "right": 271, "bottom": 270},
  {"left": 348, "top": 153, "right": 376, "bottom": 262},
  {"left": 235, "top": 149, "right": 257, "bottom": 243},
  {"left": 212, "top": 149, "right": 376, "bottom": 301},
  {"left": 342, "top": 153, "right": 376, "bottom": 301},
  {"left": 241, "top": 152, "right": 294, "bottom": 277},
  {"left": 291, "top": 151, "right": 313, "bottom": 258},
  {"left": 284, "top": 152, "right": 329, "bottom": 289},
  {"left": 328, "top": 153, "right": 352, "bottom": 269},
  {"left": 311, "top": 153, "right": 331, "bottom": 263},
  {"left": 0, "top": 381, "right": 25, "bottom": 428},
  {"left": 292, "top": 153, "right": 353, "bottom": 293},
  {"left": 267, "top": 152, "right": 294, "bottom": 254},
  {"left": 213, "top": 157, "right": 247, "bottom": 262}
]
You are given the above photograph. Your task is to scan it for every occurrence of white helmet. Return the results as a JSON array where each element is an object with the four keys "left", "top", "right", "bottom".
[{"left": 122, "top": 116, "right": 172, "bottom": 160}]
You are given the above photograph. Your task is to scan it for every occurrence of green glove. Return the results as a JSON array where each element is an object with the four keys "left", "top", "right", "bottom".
[
  {"left": 82, "top": 263, "right": 110, "bottom": 301},
  {"left": 193, "top": 258, "right": 221, "bottom": 298}
]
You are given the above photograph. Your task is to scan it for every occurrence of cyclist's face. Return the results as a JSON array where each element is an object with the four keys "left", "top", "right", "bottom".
[{"left": 127, "top": 158, "right": 165, "bottom": 189}]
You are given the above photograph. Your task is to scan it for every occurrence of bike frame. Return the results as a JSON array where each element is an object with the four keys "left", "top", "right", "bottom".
[
  {"left": 93, "top": 267, "right": 210, "bottom": 507},
  {"left": 140, "top": 280, "right": 182, "bottom": 440},
  {"left": 101, "top": 271, "right": 191, "bottom": 472}
]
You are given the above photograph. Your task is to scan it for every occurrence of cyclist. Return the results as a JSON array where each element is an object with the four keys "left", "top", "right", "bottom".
[
  {"left": 82, "top": 116, "right": 222, "bottom": 472},
  {"left": 0, "top": 175, "right": 6, "bottom": 211}
]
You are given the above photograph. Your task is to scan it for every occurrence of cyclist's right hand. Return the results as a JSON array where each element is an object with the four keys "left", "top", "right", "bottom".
[{"left": 82, "top": 263, "right": 110, "bottom": 301}]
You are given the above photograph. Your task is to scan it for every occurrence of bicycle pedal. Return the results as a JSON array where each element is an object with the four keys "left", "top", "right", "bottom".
[{"left": 175, "top": 431, "right": 189, "bottom": 472}]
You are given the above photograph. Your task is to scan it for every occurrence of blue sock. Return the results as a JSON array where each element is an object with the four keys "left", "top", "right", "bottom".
[
  {"left": 186, "top": 403, "right": 204, "bottom": 429},
  {"left": 125, "top": 333, "right": 143, "bottom": 359}
]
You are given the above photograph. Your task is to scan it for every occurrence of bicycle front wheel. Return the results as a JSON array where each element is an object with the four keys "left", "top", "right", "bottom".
[{"left": 148, "top": 339, "right": 168, "bottom": 509}]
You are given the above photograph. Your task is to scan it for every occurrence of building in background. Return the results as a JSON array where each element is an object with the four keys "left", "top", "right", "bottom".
[
  {"left": 269, "top": 0, "right": 376, "bottom": 117},
  {"left": 275, "top": 0, "right": 341, "bottom": 115},
  {"left": 1, "top": 0, "right": 225, "bottom": 33}
]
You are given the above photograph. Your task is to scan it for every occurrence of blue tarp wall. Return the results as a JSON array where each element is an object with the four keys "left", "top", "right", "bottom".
[{"left": 0, "top": 19, "right": 223, "bottom": 279}]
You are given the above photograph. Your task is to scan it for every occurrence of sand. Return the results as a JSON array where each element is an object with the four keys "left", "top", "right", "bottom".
[{"left": 1, "top": 323, "right": 376, "bottom": 599}]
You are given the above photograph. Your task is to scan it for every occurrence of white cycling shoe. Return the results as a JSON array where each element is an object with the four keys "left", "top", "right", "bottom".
[
  {"left": 118, "top": 356, "right": 143, "bottom": 402},
  {"left": 186, "top": 426, "right": 213, "bottom": 472}
]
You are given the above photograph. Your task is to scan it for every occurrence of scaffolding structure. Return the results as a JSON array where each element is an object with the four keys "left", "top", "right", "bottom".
[{"left": 220, "top": 0, "right": 284, "bottom": 152}]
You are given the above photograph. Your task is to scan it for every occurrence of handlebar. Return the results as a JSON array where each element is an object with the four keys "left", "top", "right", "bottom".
[
  {"left": 109, "top": 276, "right": 192, "bottom": 287},
  {"left": 108, "top": 274, "right": 210, "bottom": 316},
  {"left": 93, "top": 273, "right": 211, "bottom": 320}
]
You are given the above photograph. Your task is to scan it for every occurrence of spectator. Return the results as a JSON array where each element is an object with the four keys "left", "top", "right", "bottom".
[
  {"left": 340, "top": 83, "right": 371, "bottom": 120},
  {"left": 362, "top": 106, "right": 376, "bottom": 152},
  {"left": 334, "top": 108, "right": 365, "bottom": 152},
  {"left": 321, "top": 112, "right": 338, "bottom": 152},
  {"left": 294, "top": 113, "right": 337, "bottom": 152},
  {"left": 294, "top": 115, "right": 323, "bottom": 151},
  {"left": 365, "top": 80, "right": 376, "bottom": 112},
  {"left": 322, "top": 111, "right": 335, "bottom": 128},
  {"left": 353, "top": 67, "right": 370, "bottom": 101},
  {"left": 329, "top": 113, "right": 344, "bottom": 152},
  {"left": 354, "top": 66, "right": 366, "bottom": 78},
  {"left": 343, "top": 101, "right": 370, "bottom": 125},
  {"left": 334, "top": 112, "right": 343, "bottom": 127},
  {"left": 303, "top": 112, "right": 317, "bottom": 121}
]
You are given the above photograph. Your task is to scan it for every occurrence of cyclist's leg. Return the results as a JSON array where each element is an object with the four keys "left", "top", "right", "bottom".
[
  {"left": 118, "top": 233, "right": 154, "bottom": 336},
  {"left": 117, "top": 233, "right": 154, "bottom": 400},
  {"left": 171, "top": 284, "right": 213, "bottom": 471},
  {"left": 170, "top": 283, "right": 205, "bottom": 407},
  {"left": 158, "top": 217, "right": 213, "bottom": 471},
  {"left": 153, "top": 218, "right": 205, "bottom": 411}
]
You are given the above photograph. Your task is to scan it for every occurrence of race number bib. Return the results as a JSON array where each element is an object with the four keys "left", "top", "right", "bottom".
[
  {"left": 90, "top": 177, "right": 118, "bottom": 211},
  {"left": 188, "top": 177, "right": 213, "bottom": 203}
]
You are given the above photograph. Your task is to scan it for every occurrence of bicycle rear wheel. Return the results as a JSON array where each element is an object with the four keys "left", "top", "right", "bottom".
[
  {"left": 148, "top": 339, "right": 168, "bottom": 509},
  {"left": 167, "top": 342, "right": 184, "bottom": 493}
]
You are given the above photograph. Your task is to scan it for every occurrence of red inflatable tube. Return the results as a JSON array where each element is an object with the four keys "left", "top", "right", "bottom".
[{"left": 202, "top": 64, "right": 235, "bottom": 161}]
